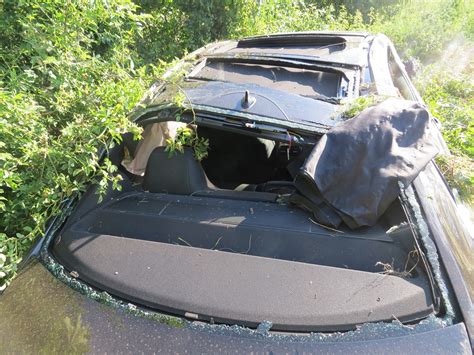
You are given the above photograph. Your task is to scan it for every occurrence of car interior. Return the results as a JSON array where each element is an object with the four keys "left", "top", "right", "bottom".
[{"left": 52, "top": 119, "right": 438, "bottom": 332}]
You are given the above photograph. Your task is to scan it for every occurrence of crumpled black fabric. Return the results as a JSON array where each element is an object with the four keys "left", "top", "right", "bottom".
[{"left": 294, "top": 98, "right": 438, "bottom": 229}]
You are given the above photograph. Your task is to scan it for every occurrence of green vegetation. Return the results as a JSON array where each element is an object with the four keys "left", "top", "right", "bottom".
[
  {"left": 420, "top": 68, "right": 474, "bottom": 204},
  {"left": 165, "top": 126, "right": 210, "bottom": 161},
  {"left": 1, "top": 0, "right": 473, "bottom": 287},
  {"left": 340, "top": 95, "right": 386, "bottom": 119}
]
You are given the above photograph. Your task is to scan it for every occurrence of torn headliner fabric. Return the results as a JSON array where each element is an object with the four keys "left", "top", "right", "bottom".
[{"left": 295, "top": 98, "right": 438, "bottom": 229}]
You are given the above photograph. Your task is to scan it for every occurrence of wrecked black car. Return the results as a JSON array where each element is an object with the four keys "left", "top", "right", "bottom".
[{"left": 0, "top": 32, "right": 472, "bottom": 353}]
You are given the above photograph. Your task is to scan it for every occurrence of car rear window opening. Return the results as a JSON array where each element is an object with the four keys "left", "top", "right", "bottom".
[{"left": 52, "top": 120, "right": 437, "bottom": 333}]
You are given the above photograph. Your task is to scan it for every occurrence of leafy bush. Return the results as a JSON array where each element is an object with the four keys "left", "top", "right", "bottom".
[
  {"left": 416, "top": 66, "right": 473, "bottom": 202},
  {"left": 228, "top": 0, "right": 368, "bottom": 37},
  {"left": 420, "top": 73, "right": 473, "bottom": 158},
  {"left": 369, "top": 0, "right": 473, "bottom": 61},
  {"left": 133, "top": 0, "right": 369, "bottom": 63},
  {"left": 136, "top": 0, "right": 243, "bottom": 63},
  {"left": 0, "top": 0, "right": 149, "bottom": 286}
]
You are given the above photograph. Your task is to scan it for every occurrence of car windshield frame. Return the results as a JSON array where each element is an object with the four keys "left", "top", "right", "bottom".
[{"left": 189, "top": 54, "right": 355, "bottom": 99}]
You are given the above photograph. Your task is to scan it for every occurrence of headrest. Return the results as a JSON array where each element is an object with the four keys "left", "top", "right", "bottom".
[{"left": 143, "top": 147, "right": 210, "bottom": 195}]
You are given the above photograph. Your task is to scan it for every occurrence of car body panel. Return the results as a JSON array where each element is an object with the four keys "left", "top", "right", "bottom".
[
  {"left": 0, "top": 260, "right": 471, "bottom": 354},
  {"left": 413, "top": 162, "right": 474, "bottom": 345},
  {"left": 182, "top": 81, "right": 339, "bottom": 125}
]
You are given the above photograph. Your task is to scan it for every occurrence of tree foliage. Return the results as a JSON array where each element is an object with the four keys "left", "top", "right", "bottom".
[{"left": 0, "top": 0, "right": 148, "bottom": 284}]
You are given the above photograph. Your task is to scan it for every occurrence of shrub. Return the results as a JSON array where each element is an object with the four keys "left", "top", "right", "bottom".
[
  {"left": 0, "top": 0, "right": 149, "bottom": 286},
  {"left": 416, "top": 65, "right": 473, "bottom": 203}
]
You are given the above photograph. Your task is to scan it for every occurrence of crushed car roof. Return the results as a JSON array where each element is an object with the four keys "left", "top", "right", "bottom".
[{"left": 130, "top": 33, "right": 378, "bottom": 130}]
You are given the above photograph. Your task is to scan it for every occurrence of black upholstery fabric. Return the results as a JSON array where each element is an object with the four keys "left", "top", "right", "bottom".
[
  {"left": 53, "top": 192, "right": 434, "bottom": 332},
  {"left": 54, "top": 233, "right": 433, "bottom": 332},
  {"left": 295, "top": 99, "right": 438, "bottom": 228},
  {"left": 143, "top": 147, "right": 213, "bottom": 194}
]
